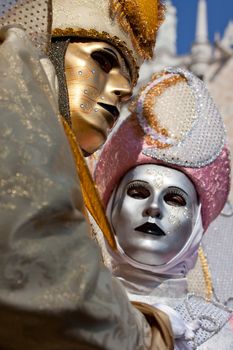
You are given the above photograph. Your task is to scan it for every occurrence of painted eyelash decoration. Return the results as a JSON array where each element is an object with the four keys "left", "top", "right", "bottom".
[
  {"left": 167, "top": 187, "right": 186, "bottom": 195},
  {"left": 164, "top": 187, "right": 187, "bottom": 206},
  {"left": 126, "top": 181, "right": 151, "bottom": 199},
  {"left": 126, "top": 181, "right": 150, "bottom": 190}
]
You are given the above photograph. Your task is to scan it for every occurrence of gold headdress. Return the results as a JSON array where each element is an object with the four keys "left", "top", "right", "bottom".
[{"left": 52, "top": 0, "right": 165, "bottom": 85}]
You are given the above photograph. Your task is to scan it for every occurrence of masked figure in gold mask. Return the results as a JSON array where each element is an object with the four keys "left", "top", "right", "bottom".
[
  {"left": 63, "top": 41, "right": 131, "bottom": 154},
  {"left": 50, "top": 0, "right": 164, "bottom": 155},
  {"left": 0, "top": 0, "right": 175, "bottom": 349}
]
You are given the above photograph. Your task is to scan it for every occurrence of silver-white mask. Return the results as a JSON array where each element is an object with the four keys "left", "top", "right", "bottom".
[{"left": 110, "top": 164, "right": 199, "bottom": 266}]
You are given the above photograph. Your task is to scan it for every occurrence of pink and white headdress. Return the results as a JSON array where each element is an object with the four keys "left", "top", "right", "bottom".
[{"left": 95, "top": 67, "right": 230, "bottom": 231}]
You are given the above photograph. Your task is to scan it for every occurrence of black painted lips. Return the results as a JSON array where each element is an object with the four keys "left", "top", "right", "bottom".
[
  {"left": 97, "top": 102, "right": 119, "bottom": 122},
  {"left": 135, "top": 222, "right": 166, "bottom": 236}
]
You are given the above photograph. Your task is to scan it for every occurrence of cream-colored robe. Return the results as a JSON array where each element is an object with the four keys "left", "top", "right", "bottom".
[{"left": 0, "top": 27, "right": 173, "bottom": 350}]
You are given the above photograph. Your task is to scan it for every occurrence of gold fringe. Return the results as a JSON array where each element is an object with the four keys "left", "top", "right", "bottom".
[
  {"left": 110, "top": 0, "right": 165, "bottom": 59},
  {"left": 198, "top": 247, "right": 213, "bottom": 301},
  {"left": 61, "top": 117, "right": 116, "bottom": 250},
  {"left": 142, "top": 74, "right": 186, "bottom": 148}
]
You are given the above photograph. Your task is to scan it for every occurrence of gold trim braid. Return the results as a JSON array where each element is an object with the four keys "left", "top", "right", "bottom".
[
  {"left": 143, "top": 74, "right": 186, "bottom": 149},
  {"left": 198, "top": 246, "right": 213, "bottom": 301},
  {"left": 61, "top": 118, "right": 117, "bottom": 250}
]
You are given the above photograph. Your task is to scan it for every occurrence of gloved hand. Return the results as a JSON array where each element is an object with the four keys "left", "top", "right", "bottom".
[{"left": 153, "top": 303, "right": 200, "bottom": 350}]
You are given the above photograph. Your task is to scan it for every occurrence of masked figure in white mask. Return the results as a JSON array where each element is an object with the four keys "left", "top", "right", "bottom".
[{"left": 95, "top": 68, "right": 233, "bottom": 349}]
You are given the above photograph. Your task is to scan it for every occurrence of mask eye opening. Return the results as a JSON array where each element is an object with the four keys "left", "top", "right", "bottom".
[
  {"left": 126, "top": 181, "right": 151, "bottom": 200},
  {"left": 91, "top": 50, "right": 119, "bottom": 73},
  {"left": 163, "top": 189, "right": 186, "bottom": 207}
]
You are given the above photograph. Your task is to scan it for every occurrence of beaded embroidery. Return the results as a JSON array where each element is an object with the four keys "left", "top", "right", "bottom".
[
  {"left": 139, "top": 67, "right": 226, "bottom": 168},
  {"left": 0, "top": 0, "right": 52, "bottom": 55},
  {"left": 175, "top": 294, "right": 232, "bottom": 349}
]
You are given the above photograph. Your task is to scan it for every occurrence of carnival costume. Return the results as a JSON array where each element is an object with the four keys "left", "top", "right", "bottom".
[
  {"left": 95, "top": 68, "right": 233, "bottom": 349},
  {"left": 49, "top": 0, "right": 165, "bottom": 249},
  {"left": 0, "top": 1, "right": 175, "bottom": 349}
]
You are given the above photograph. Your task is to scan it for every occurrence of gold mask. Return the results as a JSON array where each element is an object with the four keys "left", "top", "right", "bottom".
[{"left": 65, "top": 41, "right": 132, "bottom": 154}]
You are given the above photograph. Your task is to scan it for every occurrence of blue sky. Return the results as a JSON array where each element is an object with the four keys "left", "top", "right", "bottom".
[{"left": 172, "top": 0, "right": 233, "bottom": 54}]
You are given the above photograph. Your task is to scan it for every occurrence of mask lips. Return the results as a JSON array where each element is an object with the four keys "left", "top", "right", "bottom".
[{"left": 135, "top": 222, "right": 166, "bottom": 237}]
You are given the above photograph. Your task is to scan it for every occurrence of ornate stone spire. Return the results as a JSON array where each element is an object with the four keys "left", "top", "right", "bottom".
[
  {"left": 156, "top": 0, "right": 177, "bottom": 56},
  {"left": 190, "top": 0, "right": 212, "bottom": 79},
  {"left": 195, "top": 0, "right": 209, "bottom": 43},
  {"left": 221, "top": 20, "right": 233, "bottom": 52}
]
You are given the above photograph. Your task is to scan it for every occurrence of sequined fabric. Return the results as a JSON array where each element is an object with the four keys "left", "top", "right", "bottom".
[
  {"left": 95, "top": 68, "right": 230, "bottom": 230},
  {"left": 174, "top": 295, "right": 232, "bottom": 349},
  {"left": 187, "top": 253, "right": 208, "bottom": 300},
  {"left": 49, "top": 39, "right": 71, "bottom": 124},
  {"left": 139, "top": 68, "right": 226, "bottom": 168},
  {"left": 186, "top": 209, "right": 233, "bottom": 348},
  {"left": 198, "top": 320, "right": 233, "bottom": 349},
  {"left": 202, "top": 207, "right": 233, "bottom": 308},
  {"left": 0, "top": 0, "right": 52, "bottom": 55}
]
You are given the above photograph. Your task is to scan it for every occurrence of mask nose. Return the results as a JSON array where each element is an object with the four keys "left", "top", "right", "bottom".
[
  {"left": 111, "top": 74, "right": 132, "bottom": 102},
  {"left": 113, "top": 84, "right": 132, "bottom": 101},
  {"left": 144, "top": 202, "right": 161, "bottom": 219}
]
